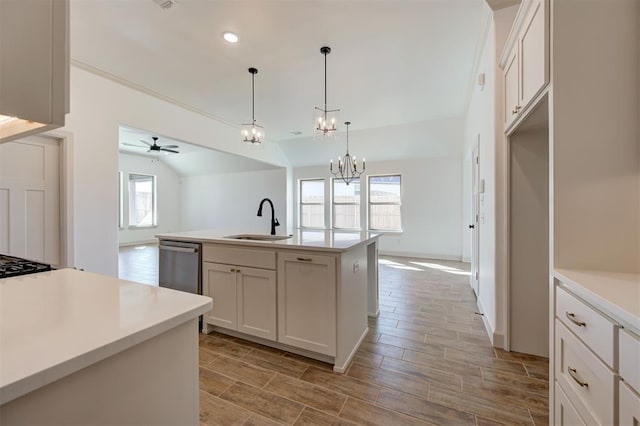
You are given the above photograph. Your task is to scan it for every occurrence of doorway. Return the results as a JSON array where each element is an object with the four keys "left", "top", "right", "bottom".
[
  {"left": 0, "top": 135, "right": 63, "bottom": 266},
  {"left": 470, "top": 139, "right": 480, "bottom": 296}
]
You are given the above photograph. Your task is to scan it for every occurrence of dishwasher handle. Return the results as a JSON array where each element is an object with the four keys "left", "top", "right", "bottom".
[{"left": 159, "top": 244, "right": 198, "bottom": 253}]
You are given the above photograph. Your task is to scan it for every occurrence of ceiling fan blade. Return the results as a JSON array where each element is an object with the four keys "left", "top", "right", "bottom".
[
  {"left": 139, "top": 140, "right": 153, "bottom": 146},
  {"left": 122, "top": 142, "right": 147, "bottom": 148},
  {"left": 160, "top": 148, "right": 179, "bottom": 154},
  {"left": 161, "top": 144, "right": 179, "bottom": 149}
]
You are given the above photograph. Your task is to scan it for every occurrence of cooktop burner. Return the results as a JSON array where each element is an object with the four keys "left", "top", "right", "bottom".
[{"left": 0, "top": 255, "right": 52, "bottom": 279}]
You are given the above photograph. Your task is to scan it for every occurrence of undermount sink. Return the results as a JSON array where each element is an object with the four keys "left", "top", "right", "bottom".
[{"left": 224, "top": 234, "right": 293, "bottom": 241}]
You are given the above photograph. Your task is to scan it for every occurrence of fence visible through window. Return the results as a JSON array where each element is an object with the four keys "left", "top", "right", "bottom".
[{"left": 368, "top": 175, "right": 402, "bottom": 231}]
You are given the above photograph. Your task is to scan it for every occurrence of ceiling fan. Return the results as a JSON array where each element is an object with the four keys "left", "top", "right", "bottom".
[{"left": 122, "top": 136, "right": 180, "bottom": 154}]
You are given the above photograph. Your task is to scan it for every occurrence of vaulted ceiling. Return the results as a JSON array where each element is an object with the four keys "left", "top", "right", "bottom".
[{"left": 72, "top": 0, "right": 490, "bottom": 165}]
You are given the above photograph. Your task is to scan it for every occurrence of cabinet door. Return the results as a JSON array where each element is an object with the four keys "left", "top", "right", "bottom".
[
  {"left": 504, "top": 48, "right": 519, "bottom": 128},
  {"left": 554, "top": 382, "right": 586, "bottom": 426},
  {"left": 277, "top": 252, "right": 336, "bottom": 356},
  {"left": 236, "top": 266, "right": 276, "bottom": 340},
  {"left": 202, "top": 262, "right": 237, "bottom": 330},
  {"left": 619, "top": 381, "right": 640, "bottom": 426},
  {"left": 519, "top": 0, "right": 547, "bottom": 110}
]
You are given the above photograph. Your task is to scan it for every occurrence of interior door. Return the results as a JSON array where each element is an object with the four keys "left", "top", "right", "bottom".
[
  {"left": 0, "top": 135, "right": 60, "bottom": 265},
  {"left": 470, "top": 143, "right": 480, "bottom": 296}
]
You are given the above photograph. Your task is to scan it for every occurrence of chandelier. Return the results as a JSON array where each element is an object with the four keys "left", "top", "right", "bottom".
[
  {"left": 241, "top": 67, "right": 264, "bottom": 144},
  {"left": 330, "top": 122, "right": 365, "bottom": 185},
  {"left": 314, "top": 46, "right": 340, "bottom": 138}
]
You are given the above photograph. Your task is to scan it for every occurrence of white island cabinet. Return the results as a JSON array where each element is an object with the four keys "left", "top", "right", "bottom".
[
  {"left": 0, "top": 269, "right": 211, "bottom": 425},
  {"left": 158, "top": 229, "right": 380, "bottom": 373}
]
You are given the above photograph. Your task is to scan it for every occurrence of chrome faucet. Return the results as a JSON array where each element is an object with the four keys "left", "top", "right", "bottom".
[{"left": 257, "top": 198, "right": 280, "bottom": 235}]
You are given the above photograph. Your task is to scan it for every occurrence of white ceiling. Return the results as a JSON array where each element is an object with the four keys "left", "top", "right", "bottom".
[
  {"left": 119, "top": 125, "right": 280, "bottom": 176},
  {"left": 71, "top": 0, "right": 489, "bottom": 153}
]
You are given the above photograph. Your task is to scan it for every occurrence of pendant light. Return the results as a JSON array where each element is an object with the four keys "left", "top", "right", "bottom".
[
  {"left": 330, "top": 122, "right": 365, "bottom": 185},
  {"left": 314, "top": 46, "right": 340, "bottom": 138},
  {"left": 241, "top": 67, "right": 264, "bottom": 144}
]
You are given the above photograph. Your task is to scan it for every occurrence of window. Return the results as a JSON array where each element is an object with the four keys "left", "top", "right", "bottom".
[
  {"left": 299, "top": 179, "right": 325, "bottom": 228},
  {"left": 332, "top": 178, "right": 360, "bottom": 229},
  {"left": 128, "top": 173, "right": 156, "bottom": 227},
  {"left": 368, "top": 174, "right": 402, "bottom": 231}
]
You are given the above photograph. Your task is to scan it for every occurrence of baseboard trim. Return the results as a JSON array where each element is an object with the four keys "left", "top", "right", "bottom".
[
  {"left": 475, "top": 297, "right": 495, "bottom": 346},
  {"left": 334, "top": 327, "right": 369, "bottom": 374},
  {"left": 119, "top": 240, "right": 158, "bottom": 247},
  {"left": 462, "top": 256, "right": 471, "bottom": 263},
  {"left": 378, "top": 250, "right": 462, "bottom": 262}
]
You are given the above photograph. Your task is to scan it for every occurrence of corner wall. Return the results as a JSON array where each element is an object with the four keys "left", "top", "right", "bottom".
[
  {"left": 462, "top": 3, "right": 518, "bottom": 346},
  {"left": 59, "top": 65, "right": 289, "bottom": 276}
]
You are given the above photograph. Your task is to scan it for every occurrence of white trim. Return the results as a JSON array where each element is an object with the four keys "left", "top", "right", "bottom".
[
  {"left": 119, "top": 240, "right": 158, "bottom": 248},
  {"left": 378, "top": 250, "right": 462, "bottom": 262},
  {"left": 462, "top": 256, "right": 471, "bottom": 263},
  {"left": 333, "top": 327, "right": 369, "bottom": 374}
]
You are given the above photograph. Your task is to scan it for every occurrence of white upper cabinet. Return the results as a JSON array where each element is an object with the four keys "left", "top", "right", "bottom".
[
  {"left": 499, "top": 0, "right": 548, "bottom": 130},
  {"left": 0, "top": 0, "right": 69, "bottom": 143}
]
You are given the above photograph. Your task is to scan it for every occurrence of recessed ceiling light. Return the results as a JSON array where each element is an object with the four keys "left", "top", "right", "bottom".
[{"left": 223, "top": 32, "right": 238, "bottom": 43}]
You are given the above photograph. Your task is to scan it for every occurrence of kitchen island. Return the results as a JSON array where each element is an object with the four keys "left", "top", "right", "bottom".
[
  {"left": 0, "top": 268, "right": 211, "bottom": 425},
  {"left": 157, "top": 229, "right": 380, "bottom": 372}
]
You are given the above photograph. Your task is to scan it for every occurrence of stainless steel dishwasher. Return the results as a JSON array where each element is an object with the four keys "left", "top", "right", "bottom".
[{"left": 158, "top": 240, "right": 201, "bottom": 294}]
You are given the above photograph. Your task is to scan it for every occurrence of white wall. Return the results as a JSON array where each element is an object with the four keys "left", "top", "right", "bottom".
[
  {"left": 293, "top": 157, "right": 463, "bottom": 261},
  {"left": 462, "top": 3, "right": 518, "bottom": 347},
  {"left": 58, "top": 65, "right": 290, "bottom": 276},
  {"left": 181, "top": 168, "right": 287, "bottom": 234},
  {"left": 118, "top": 153, "right": 182, "bottom": 245}
]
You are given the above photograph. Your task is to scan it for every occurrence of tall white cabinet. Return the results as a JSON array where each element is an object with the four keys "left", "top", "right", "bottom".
[
  {"left": 0, "top": 0, "right": 69, "bottom": 143},
  {"left": 498, "top": 0, "right": 640, "bottom": 423}
]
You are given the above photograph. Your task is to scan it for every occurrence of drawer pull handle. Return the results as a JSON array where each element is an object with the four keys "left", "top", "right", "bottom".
[
  {"left": 565, "top": 312, "right": 586, "bottom": 327},
  {"left": 230, "top": 268, "right": 236, "bottom": 272},
  {"left": 568, "top": 367, "right": 588, "bottom": 388},
  {"left": 296, "top": 257, "right": 312, "bottom": 262}
]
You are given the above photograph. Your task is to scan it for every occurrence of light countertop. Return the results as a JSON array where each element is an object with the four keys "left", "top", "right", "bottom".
[
  {"left": 554, "top": 268, "right": 640, "bottom": 332},
  {"left": 156, "top": 229, "right": 380, "bottom": 252},
  {"left": 0, "top": 269, "right": 211, "bottom": 405}
]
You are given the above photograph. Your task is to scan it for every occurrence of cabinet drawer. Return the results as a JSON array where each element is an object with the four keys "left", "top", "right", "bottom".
[
  {"left": 203, "top": 244, "right": 275, "bottom": 270},
  {"left": 555, "top": 320, "right": 616, "bottom": 425},
  {"left": 554, "top": 381, "right": 587, "bottom": 425},
  {"left": 619, "top": 329, "right": 640, "bottom": 394},
  {"left": 556, "top": 285, "right": 617, "bottom": 367},
  {"left": 619, "top": 381, "right": 640, "bottom": 426}
]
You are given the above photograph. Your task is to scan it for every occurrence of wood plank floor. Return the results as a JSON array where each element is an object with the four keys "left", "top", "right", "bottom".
[{"left": 118, "top": 248, "right": 549, "bottom": 425}]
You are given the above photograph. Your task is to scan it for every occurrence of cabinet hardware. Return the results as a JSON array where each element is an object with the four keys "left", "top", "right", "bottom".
[
  {"left": 512, "top": 107, "right": 518, "bottom": 115},
  {"left": 236, "top": 269, "right": 241, "bottom": 273},
  {"left": 296, "top": 257, "right": 312, "bottom": 262},
  {"left": 568, "top": 367, "right": 589, "bottom": 388},
  {"left": 565, "top": 312, "right": 586, "bottom": 327},
  {"left": 230, "top": 268, "right": 236, "bottom": 272}
]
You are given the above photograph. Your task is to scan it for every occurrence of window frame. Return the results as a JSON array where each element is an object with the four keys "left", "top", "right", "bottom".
[
  {"left": 118, "top": 171, "right": 124, "bottom": 229},
  {"left": 367, "top": 173, "right": 403, "bottom": 232},
  {"left": 331, "top": 177, "right": 361, "bottom": 230},
  {"left": 128, "top": 173, "right": 157, "bottom": 229},
  {"left": 298, "top": 178, "right": 326, "bottom": 229}
]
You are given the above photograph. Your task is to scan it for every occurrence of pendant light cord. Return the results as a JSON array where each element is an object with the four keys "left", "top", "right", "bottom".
[
  {"left": 324, "top": 51, "right": 328, "bottom": 114},
  {"left": 252, "top": 72, "right": 255, "bottom": 124}
]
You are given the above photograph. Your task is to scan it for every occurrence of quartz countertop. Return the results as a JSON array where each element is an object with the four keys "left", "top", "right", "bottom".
[
  {"left": 156, "top": 229, "right": 380, "bottom": 252},
  {"left": 0, "top": 269, "right": 212, "bottom": 405},
  {"left": 554, "top": 268, "right": 640, "bottom": 332}
]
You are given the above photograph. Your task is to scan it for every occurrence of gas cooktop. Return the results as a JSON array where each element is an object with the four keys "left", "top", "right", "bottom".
[{"left": 0, "top": 255, "right": 52, "bottom": 279}]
